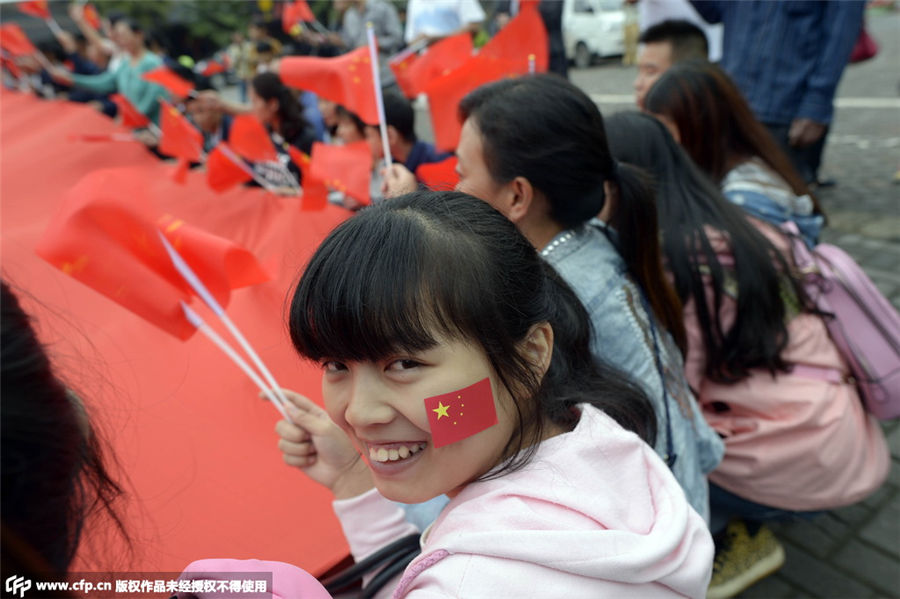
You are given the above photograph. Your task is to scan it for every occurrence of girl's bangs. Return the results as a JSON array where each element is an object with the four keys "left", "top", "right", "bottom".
[{"left": 289, "top": 210, "right": 471, "bottom": 363}]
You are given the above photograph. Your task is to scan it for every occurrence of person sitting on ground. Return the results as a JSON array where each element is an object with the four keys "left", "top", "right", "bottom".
[
  {"left": 633, "top": 19, "right": 708, "bottom": 109},
  {"left": 645, "top": 60, "right": 825, "bottom": 247},
  {"left": 604, "top": 111, "right": 890, "bottom": 599},
  {"left": 274, "top": 190, "right": 714, "bottom": 597},
  {"left": 382, "top": 89, "right": 452, "bottom": 174},
  {"left": 373, "top": 75, "right": 726, "bottom": 526}
]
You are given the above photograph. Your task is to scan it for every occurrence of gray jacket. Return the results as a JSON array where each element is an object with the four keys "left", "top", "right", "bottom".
[{"left": 542, "top": 220, "right": 724, "bottom": 522}]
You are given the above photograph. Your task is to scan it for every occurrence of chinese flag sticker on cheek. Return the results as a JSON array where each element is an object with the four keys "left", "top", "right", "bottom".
[{"left": 424, "top": 378, "right": 498, "bottom": 449}]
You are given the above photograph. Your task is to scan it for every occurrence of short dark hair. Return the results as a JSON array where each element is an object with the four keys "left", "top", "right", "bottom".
[
  {"left": 639, "top": 19, "right": 709, "bottom": 62},
  {"left": 289, "top": 191, "right": 656, "bottom": 479},
  {"left": 382, "top": 89, "right": 416, "bottom": 142}
]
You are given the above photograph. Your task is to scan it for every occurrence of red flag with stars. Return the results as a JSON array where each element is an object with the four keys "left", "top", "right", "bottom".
[
  {"left": 424, "top": 377, "right": 498, "bottom": 448},
  {"left": 159, "top": 100, "right": 203, "bottom": 162},
  {"left": 17, "top": 0, "right": 50, "bottom": 20},
  {"left": 279, "top": 47, "right": 378, "bottom": 125},
  {"left": 391, "top": 33, "right": 473, "bottom": 98},
  {"left": 424, "top": 53, "right": 518, "bottom": 151},
  {"left": 111, "top": 93, "right": 151, "bottom": 129},
  {"left": 142, "top": 65, "right": 195, "bottom": 99},
  {"left": 288, "top": 146, "right": 329, "bottom": 211},
  {"left": 309, "top": 141, "right": 371, "bottom": 206},
  {"left": 228, "top": 114, "right": 278, "bottom": 162},
  {"left": 415, "top": 156, "right": 459, "bottom": 191},
  {"left": 0, "top": 23, "right": 37, "bottom": 57},
  {"left": 479, "top": 2, "right": 548, "bottom": 75},
  {"left": 35, "top": 168, "right": 269, "bottom": 340},
  {"left": 206, "top": 144, "right": 253, "bottom": 193}
]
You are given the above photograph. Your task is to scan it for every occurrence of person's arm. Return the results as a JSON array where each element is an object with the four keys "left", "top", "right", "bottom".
[
  {"left": 69, "top": 64, "right": 118, "bottom": 94},
  {"left": 68, "top": 3, "right": 115, "bottom": 59},
  {"left": 792, "top": 0, "right": 865, "bottom": 138}
]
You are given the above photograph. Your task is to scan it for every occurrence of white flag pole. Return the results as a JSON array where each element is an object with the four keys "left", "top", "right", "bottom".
[
  {"left": 366, "top": 22, "right": 392, "bottom": 171},
  {"left": 181, "top": 302, "right": 290, "bottom": 420},
  {"left": 157, "top": 231, "right": 292, "bottom": 412},
  {"left": 528, "top": 54, "right": 536, "bottom": 75}
]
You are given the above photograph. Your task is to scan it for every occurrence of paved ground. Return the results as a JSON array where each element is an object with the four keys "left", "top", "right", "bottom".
[{"left": 571, "top": 7, "right": 900, "bottom": 598}]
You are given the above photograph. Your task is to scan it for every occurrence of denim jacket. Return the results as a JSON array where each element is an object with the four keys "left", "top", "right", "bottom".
[{"left": 542, "top": 221, "right": 724, "bottom": 523}]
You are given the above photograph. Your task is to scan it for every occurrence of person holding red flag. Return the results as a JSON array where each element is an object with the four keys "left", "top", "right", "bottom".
[
  {"left": 49, "top": 18, "right": 168, "bottom": 124},
  {"left": 272, "top": 190, "right": 713, "bottom": 597}
]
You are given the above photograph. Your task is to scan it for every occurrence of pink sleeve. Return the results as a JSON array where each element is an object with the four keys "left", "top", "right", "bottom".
[
  {"left": 332, "top": 489, "right": 420, "bottom": 599},
  {"left": 332, "top": 488, "right": 420, "bottom": 561}
]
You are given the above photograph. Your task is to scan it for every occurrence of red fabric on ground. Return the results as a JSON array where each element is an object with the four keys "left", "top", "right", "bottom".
[{"left": 1, "top": 92, "right": 351, "bottom": 575}]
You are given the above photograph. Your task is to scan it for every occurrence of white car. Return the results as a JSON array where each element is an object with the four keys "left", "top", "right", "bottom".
[{"left": 563, "top": 0, "right": 626, "bottom": 68}]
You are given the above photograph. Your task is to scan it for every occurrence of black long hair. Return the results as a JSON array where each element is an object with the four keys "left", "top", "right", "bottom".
[
  {"left": 251, "top": 72, "right": 311, "bottom": 146},
  {"left": 605, "top": 112, "right": 814, "bottom": 382},
  {"left": 1, "top": 282, "right": 128, "bottom": 577},
  {"left": 289, "top": 191, "right": 656, "bottom": 478},
  {"left": 458, "top": 74, "right": 686, "bottom": 354}
]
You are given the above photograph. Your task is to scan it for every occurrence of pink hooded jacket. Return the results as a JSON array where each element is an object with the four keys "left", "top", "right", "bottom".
[{"left": 334, "top": 405, "right": 714, "bottom": 598}]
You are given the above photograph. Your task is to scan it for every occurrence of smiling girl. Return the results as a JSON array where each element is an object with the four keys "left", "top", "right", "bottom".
[{"left": 276, "top": 191, "right": 713, "bottom": 597}]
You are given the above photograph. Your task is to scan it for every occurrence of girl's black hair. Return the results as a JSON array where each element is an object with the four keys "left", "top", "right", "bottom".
[
  {"left": 458, "top": 74, "right": 686, "bottom": 354},
  {"left": 1, "top": 282, "right": 128, "bottom": 576},
  {"left": 251, "top": 72, "right": 311, "bottom": 146},
  {"left": 605, "top": 112, "right": 815, "bottom": 382},
  {"left": 289, "top": 191, "right": 656, "bottom": 477}
]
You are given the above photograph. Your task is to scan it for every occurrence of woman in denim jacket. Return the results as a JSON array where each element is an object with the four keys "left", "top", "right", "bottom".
[{"left": 379, "top": 74, "right": 724, "bottom": 523}]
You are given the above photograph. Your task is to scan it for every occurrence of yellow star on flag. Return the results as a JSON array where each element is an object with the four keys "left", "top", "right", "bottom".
[{"left": 432, "top": 401, "right": 450, "bottom": 420}]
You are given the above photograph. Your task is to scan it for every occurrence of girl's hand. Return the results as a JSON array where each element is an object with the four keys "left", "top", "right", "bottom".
[
  {"left": 381, "top": 163, "right": 418, "bottom": 198},
  {"left": 274, "top": 389, "right": 373, "bottom": 498}
]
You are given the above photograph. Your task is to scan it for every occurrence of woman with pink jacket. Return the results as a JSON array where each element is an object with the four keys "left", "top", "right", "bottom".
[
  {"left": 274, "top": 191, "right": 713, "bottom": 598},
  {"left": 605, "top": 111, "right": 890, "bottom": 599}
]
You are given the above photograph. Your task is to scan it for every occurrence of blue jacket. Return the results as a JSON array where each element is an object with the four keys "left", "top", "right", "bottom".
[{"left": 542, "top": 220, "right": 724, "bottom": 522}]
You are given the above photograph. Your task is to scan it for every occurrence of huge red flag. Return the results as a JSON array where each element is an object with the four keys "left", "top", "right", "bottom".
[
  {"left": 0, "top": 24, "right": 37, "bottom": 57},
  {"left": 479, "top": 3, "right": 548, "bottom": 74},
  {"left": 415, "top": 156, "right": 459, "bottom": 191},
  {"left": 424, "top": 53, "right": 518, "bottom": 151},
  {"left": 142, "top": 65, "right": 195, "bottom": 99},
  {"left": 287, "top": 146, "right": 329, "bottom": 211},
  {"left": 35, "top": 168, "right": 269, "bottom": 339},
  {"left": 391, "top": 33, "right": 473, "bottom": 98},
  {"left": 283, "top": 0, "right": 315, "bottom": 34},
  {"left": 228, "top": 114, "right": 278, "bottom": 162},
  {"left": 206, "top": 144, "right": 253, "bottom": 193},
  {"left": 111, "top": 93, "right": 151, "bottom": 129},
  {"left": 159, "top": 100, "right": 203, "bottom": 162},
  {"left": 280, "top": 47, "right": 378, "bottom": 125},
  {"left": 17, "top": 0, "right": 50, "bottom": 20},
  {"left": 309, "top": 141, "right": 372, "bottom": 206},
  {"left": 423, "top": 377, "right": 498, "bottom": 449}
]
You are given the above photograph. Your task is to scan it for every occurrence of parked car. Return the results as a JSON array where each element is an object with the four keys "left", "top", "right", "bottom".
[{"left": 562, "top": 0, "right": 626, "bottom": 68}]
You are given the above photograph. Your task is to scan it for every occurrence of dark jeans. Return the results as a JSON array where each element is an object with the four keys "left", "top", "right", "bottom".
[
  {"left": 710, "top": 483, "right": 822, "bottom": 534},
  {"left": 765, "top": 122, "right": 829, "bottom": 185}
]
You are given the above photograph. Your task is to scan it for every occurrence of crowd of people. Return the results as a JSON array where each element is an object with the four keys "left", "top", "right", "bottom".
[{"left": 2, "top": 1, "right": 892, "bottom": 599}]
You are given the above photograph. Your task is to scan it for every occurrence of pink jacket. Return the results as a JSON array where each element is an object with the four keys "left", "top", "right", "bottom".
[
  {"left": 334, "top": 405, "right": 714, "bottom": 598},
  {"left": 683, "top": 220, "right": 889, "bottom": 511}
]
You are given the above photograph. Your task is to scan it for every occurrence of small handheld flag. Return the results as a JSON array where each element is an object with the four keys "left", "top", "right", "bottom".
[{"left": 424, "top": 377, "right": 498, "bottom": 448}]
